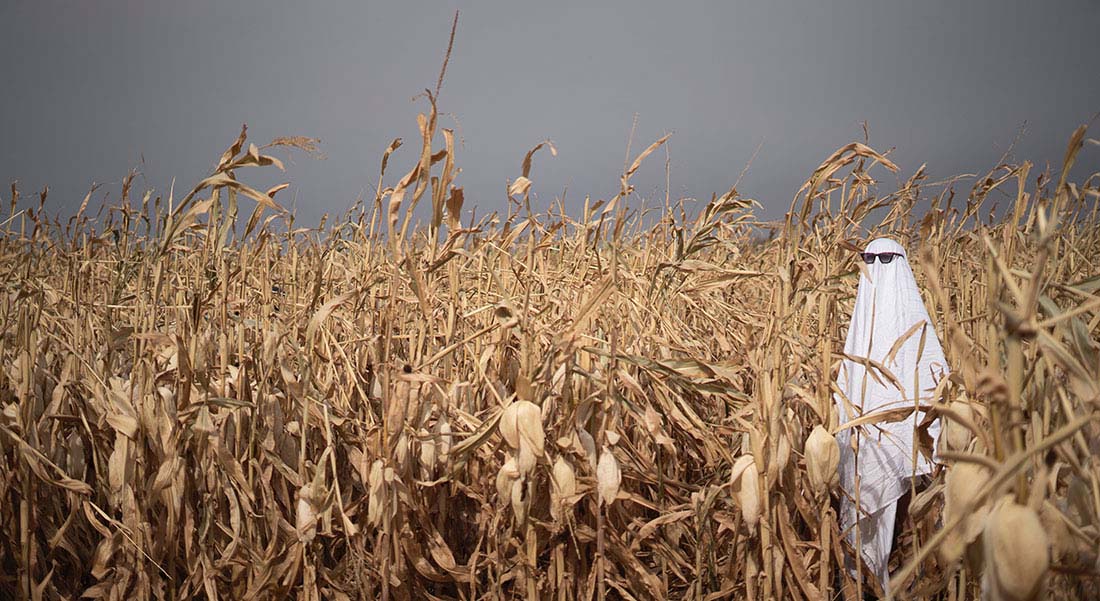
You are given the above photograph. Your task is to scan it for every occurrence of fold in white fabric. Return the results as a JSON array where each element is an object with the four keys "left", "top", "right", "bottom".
[{"left": 835, "top": 238, "right": 948, "bottom": 592}]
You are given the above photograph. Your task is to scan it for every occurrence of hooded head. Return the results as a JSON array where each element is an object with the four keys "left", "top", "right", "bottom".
[{"left": 858, "top": 237, "right": 907, "bottom": 287}]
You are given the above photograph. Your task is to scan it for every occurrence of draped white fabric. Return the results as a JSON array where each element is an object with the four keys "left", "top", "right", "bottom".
[{"left": 835, "top": 238, "right": 948, "bottom": 592}]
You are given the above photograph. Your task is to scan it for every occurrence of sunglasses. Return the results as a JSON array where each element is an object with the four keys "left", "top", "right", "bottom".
[{"left": 860, "top": 252, "right": 903, "bottom": 264}]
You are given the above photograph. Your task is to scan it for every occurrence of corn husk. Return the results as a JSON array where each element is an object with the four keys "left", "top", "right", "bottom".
[
  {"left": 597, "top": 446, "right": 621, "bottom": 506},
  {"left": 942, "top": 462, "right": 992, "bottom": 564},
  {"left": 982, "top": 498, "right": 1049, "bottom": 601},
  {"left": 551, "top": 455, "right": 577, "bottom": 520},
  {"left": 730, "top": 455, "right": 760, "bottom": 530},
  {"left": 804, "top": 425, "right": 839, "bottom": 496}
]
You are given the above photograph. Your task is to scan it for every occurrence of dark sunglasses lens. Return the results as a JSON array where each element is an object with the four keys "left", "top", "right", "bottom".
[
  {"left": 879, "top": 253, "right": 896, "bottom": 264},
  {"left": 861, "top": 253, "right": 875, "bottom": 264}
]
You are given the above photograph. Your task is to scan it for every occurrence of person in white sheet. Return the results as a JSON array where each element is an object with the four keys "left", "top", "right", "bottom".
[{"left": 835, "top": 237, "right": 948, "bottom": 594}]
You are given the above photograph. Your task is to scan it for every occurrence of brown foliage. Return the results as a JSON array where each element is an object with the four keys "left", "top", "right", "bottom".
[{"left": 1, "top": 106, "right": 1098, "bottom": 600}]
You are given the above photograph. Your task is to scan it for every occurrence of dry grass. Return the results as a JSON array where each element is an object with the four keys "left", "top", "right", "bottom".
[{"left": 1, "top": 99, "right": 1099, "bottom": 600}]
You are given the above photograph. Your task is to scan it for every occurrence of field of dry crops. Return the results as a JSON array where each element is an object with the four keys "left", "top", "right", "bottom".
[{"left": 1, "top": 96, "right": 1099, "bottom": 601}]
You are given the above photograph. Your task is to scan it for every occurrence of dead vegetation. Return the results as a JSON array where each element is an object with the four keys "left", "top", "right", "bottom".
[{"left": 1, "top": 94, "right": 1099, "bottom": 600}]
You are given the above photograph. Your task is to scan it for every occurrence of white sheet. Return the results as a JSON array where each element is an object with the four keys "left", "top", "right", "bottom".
[{"left": 835, "top": 237, "right": 948, "bottom": 592}]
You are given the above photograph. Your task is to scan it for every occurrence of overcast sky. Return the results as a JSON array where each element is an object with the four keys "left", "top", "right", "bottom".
[{"left": 2, "top": 1, "right": 1098, "bottom": 226}]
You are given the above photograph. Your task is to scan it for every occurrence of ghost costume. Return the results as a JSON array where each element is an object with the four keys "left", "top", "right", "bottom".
[{"left": 835, "top": 238, "right": 948, "bottom": 593}]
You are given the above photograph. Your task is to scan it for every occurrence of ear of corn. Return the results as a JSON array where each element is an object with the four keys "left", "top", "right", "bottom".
[
  {"left": 805, "top": 425, "right": 839, "bottom": 497},
  {"left": 596, "top": 446, "right": 622, "bottom": 506},
  {"left": 942, "top": 462, "right": 993, "bottom": 564},
  {"left": 981, "top": 498, "right": 1050, "bottom": 601}
]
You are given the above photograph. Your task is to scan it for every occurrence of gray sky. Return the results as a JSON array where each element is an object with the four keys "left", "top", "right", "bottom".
[{"left": 2, "top": 1, "right": 1099, "bottom": 227}]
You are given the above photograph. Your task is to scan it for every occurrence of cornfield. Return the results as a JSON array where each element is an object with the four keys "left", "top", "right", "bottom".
[{"left": 1, "top": 91, "right": 1099, "bottom": 600}]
